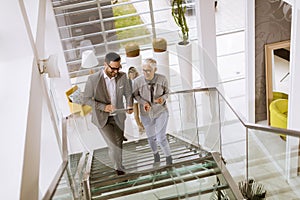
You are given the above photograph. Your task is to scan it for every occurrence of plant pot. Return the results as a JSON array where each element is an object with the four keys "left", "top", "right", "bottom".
[
  {"left": 176, "top": 42, "right": 192, "bottom": 90},
  {"left": 176, "top": 42, "right": 195, "bottom": 125},
  {"left": 126, "top": 55, "right": 142, "bottom": 73},
  {"left": 152, "top": 38, "right": 167, "bottom": 52},
  {"left": 125, "top": 42, "right": 140, "bottom": 57},
  {"left": 153, "top": 51, "right": 169, "bottom": 75},
  {"left": 239, "top": 179, "right": 267, "bottom": 200}
]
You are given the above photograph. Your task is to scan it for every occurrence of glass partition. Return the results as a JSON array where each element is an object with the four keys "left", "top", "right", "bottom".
[
  {"left": 217, "top": 89, "right": 300, "bottom": 199},
  {"left": 217, "top": 90, "right": 247, "bottom": 184},
  {"left": 47, "top": 83, "right": 300, "bottom": 199},
  {"left": 247, "top": 129, "right": 300, "bottom": 199},
  {"left": 169, "top": 88, "right": 224, "bottom": 153}
]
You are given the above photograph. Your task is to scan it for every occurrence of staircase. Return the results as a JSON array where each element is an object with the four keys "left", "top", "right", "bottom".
[
  {"left": 52, "top": 153, "right": 83, "bottom": 199},
  {"left": 83, "top": 135, "right": 241, "bottom": 199}
]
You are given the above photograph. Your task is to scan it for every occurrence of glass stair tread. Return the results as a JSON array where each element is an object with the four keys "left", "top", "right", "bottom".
[{"left": 88, "top": 135, "right": 224, "bottom": 199}]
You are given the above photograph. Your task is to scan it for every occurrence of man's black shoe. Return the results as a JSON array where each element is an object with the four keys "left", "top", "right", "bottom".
[
  {"left": 115, "top": 170, "right": 125, "bottom": 176},
  {"left": 115, "top": 170, "right": 128, "bottom": 183},
  {"left": 166, "top": 156, "right": 173, "bottom": 165}
]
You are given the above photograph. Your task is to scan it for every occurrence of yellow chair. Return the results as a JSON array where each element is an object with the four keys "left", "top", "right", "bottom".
[
  {"left": 66, "top": 85, "right": 92, "bottom": 116},
  {"left": 272, "top": 91, "right": 288, "bottom": 101},
  {"left": 269, "top": 99, "right": 288, "bottom": 140},
  {"left": 66, "top": 85, "right": 92, "bottom": 129}
]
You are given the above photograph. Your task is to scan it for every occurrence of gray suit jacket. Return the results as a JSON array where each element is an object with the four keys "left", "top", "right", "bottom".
[
  {"left": 132, "top": 73, "right": 169, "bottom": 118},
  {"left": 83, "top": 69, "right": 133, "bottom": 129}
]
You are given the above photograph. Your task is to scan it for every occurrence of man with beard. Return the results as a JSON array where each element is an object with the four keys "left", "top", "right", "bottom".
[{"left": 84, "top": 52, "right": 133, "bottom": 175}]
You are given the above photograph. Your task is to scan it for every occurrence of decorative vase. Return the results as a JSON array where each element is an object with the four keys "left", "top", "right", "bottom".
[
  {"left": 176, "top": 42, "right": 195, "bottom": 133},
  {"left": 152, "top": 38, "right": 170, "bottom": 83},
  {"left": 176, "top": 42, "right": 193, "bottom": 90},
  {"left": 153, "top": 51, "right": 170, "bottom": 82},
  {"left": 125, "top": 55, "right": 142, "bottom": 74},
  {"left": 125, "top": 42, "right": 142, "bottom": 73},
  {"left": 125, "top": 42, "right": 140, "bottom": 57},
  {"left": 152, "top": 38, "right": 167, "bottom": 53}
]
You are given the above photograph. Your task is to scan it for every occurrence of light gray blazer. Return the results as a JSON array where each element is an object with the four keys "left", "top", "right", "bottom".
[
  {"left": 83, "top": 70, "right": 133, "bottom": 129},
  {"left": 132, "top": 73, "right": 169, "bottom": 118}
]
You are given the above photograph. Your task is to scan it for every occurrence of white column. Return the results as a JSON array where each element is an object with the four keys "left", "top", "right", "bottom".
[
  {"left": 195, "top": 0, "right": 220, "bottom": 152},
  {"left": 19, "top": 0, "right": 45, "bottom": 199},
  {"left": 20, "top": 63, "right": 44, "bottom": 200},
  {"left": 286, "top": 0, "right": 300, "bottom": 180},
  {"left": 0, "top": 0, "right": 44, "bottom": 199},
  {"left": 245, "top": 0, "right": 255, "bottom": 123},
  {"left": 196, "top": 0, "right": 217, "bottom": 87}
]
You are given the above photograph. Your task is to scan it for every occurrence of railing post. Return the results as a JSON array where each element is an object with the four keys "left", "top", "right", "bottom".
[
  {"left": 96, "top": 0, "right": 108, "bottom": 52},
  {"left": 148, "top": 0, "right": 156, "bottom": 38},
  {"left": 246, "top": 128, "right": 249, "bottom": 184},
  {"left": 62, "top": 116, "right": 68, "bottom": 161},
  {"left": 82, "top": 152, "right": 93, "bottom": 200},
  {"left": 217, "top": 90, "right": 222, "bottom": 155}
]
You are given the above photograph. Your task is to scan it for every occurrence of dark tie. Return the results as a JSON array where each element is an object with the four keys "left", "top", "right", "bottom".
[{"left": 148, "top": 83, "right": 155, "bottom": 103}]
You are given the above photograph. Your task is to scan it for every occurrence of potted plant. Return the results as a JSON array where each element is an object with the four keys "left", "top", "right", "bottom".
[
  {"left": 171, "top": 0, "right": 195, "bottom": 125},
  {"left": 171, "top": 0, "right": 192, "bottom": 90},
  {"left": 152, "top": 38, "right": 167, "bottom": 52},
  {"left": 171, "top": 0, "right": 189, "bottom": 45},
  {"left": 152, "top": 38, "right": 170, "bottom": 82},
  {"left": 239, "top": 179, "right": 267, "bottom": 200},
  {"left": 124, "top": 42, "right": 140, "bottom": 57},
  {"left": 124, "top": 42, "right": 142, "bottom": 75}
]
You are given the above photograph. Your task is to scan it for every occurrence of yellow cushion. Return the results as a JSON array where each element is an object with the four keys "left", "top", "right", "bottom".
[
  {"left": 66, "top": 85, "right": 92, "bottom": 116},
  {"left": 269, "top": 99, "right": 288, "bottom": 140},
  {"left": 272, "top": 91, "right": 288, "bottom": 101}
]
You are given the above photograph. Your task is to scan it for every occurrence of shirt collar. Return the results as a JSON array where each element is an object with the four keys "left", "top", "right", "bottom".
[
  {"left": 145, "top": 73, "right": 157, "bottom": 84},
  {"left": 103, "top": 71, "right": 116, "bottom": 80}
]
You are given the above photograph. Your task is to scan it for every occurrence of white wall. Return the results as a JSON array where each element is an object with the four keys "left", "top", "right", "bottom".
[
  {"left": 0, "top": 1, "right": 35, "bottom": 199},
  {"left": 0, "top": 0, "right": 69, "bottom": 199},
  {"left": 287, "top": 0, "right": 300, "bottom": 179},
  {"left": 245, "top": 0, "right": 255, "bottom": 123},
  {"left": 44, "top": 0, "right": 72, "bottom": 118}
]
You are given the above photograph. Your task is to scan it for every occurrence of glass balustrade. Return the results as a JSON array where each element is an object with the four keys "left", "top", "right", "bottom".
[
  {"left": 217, "top": 90, "right": 300, "bottom": 199},
  {"left": 46, "top": 85, "right": 300, "bottom": 199}
]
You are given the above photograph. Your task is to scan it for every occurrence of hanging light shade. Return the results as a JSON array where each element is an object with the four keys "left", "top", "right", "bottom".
[{"left": 81, "top": 50, "right": 98, "bottom": 68}]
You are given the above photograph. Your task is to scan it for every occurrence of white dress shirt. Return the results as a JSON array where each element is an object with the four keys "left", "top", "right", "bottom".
[{"left": 103, "top": 72, "right": 116, "bottom": 106}]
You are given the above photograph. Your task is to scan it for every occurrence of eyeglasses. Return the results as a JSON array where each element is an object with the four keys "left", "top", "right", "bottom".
[
  {"left": 107, "top": 63, "right": 122, "bottom": 72},
  {"left": 143, "top": 69, "right": 153, "bottom": 73}
]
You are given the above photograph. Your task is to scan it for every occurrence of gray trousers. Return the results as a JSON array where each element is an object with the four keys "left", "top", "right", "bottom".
[
  {"left": 140, "top": 110, "right": 171, "bottom": 157},
  {"left": 98, "top": 116, "right": 124, "bottom": 171}
]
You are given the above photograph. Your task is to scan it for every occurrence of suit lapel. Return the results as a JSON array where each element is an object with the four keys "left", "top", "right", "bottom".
[
  {"left": 96, "top": 70, "right": 111, "bottom": 103},
  {"left": 115, "top": 73, "right": 121, "bottom": 99}
]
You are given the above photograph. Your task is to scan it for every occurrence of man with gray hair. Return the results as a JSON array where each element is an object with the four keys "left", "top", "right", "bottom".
[{"left": 132, "top": 58, "right": 173, "bottom": 166}]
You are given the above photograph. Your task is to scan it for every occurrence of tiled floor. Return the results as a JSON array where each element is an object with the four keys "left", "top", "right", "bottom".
[{"left": 66, "top": 0, "right": 300, "bottom": 199}]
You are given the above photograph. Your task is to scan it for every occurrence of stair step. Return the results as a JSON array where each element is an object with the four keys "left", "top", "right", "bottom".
[{"left": 88, "top": 135, "right": 221, "bottom": 199}]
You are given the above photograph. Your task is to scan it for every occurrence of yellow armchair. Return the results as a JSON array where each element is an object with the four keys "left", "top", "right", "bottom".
[
  {"left": 272, "top": 91, "right": 288, "bottom": 101},
  {"left": 66, "top": 85, "right": 92, "bottom": 116},
  {"left": 269, "top": 99, "right": 288, "bottom": 140}
]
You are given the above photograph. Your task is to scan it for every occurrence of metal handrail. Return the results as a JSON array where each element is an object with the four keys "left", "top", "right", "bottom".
[
  {"left": 42, "top": 161, "right": 68, "bottom": 200},
  {"left": 82, "top": 151, "right": 94, "bottom": 200},
  {"left": 60, "top": 22, "right": 155, "bottom": 41},
  {"left": 170, "top": 87, "right": 300, "bottom": 138},
  {"left": 42, "top": 117, "right": 70, "bottom": 200},
  {"left": 211, "top": 152, "right": 245, "bottom": 199},
  {"left": 53, "top": 0, "right": 148, "bottom": 11},
  {"left": 57, "top": 10, "right": 153, "bottom": 29}
]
